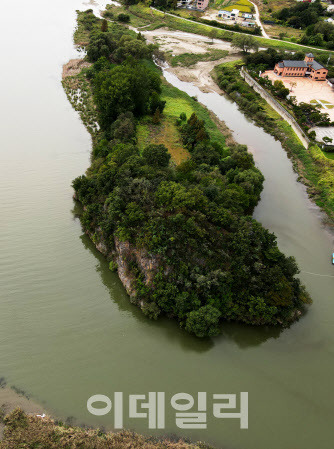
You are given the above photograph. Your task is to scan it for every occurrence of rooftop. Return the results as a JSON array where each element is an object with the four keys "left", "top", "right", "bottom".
[
  {"left": 311, "top": 60, "right": 325, "bottom": 70},
  {"left": 278, "top": 59, "right": 326, "bottom": 71},
  {"left": 281, "top": 60, "right": 307, "bottom": 68}
]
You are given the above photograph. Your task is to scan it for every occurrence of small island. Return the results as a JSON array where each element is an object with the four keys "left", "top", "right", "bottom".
[{"left": 64, "top": 9, "right": 310, "bottom": 338}]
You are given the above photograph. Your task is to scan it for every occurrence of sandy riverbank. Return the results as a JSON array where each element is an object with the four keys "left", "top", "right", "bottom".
[
  {"left": 0, "top": 386, "right": 46, "bottom": 437},
  {"left": 141, "top": 28, "right": 240, "bottom": 92}
]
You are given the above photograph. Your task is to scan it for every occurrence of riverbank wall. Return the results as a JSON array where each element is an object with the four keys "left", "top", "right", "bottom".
[{"left": 240, "top": 67, "right": 310, "bottom": 149}]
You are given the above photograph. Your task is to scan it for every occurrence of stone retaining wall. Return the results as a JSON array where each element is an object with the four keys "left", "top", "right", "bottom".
[{"left": 240, "top": 67, "right": 310, "bottom": 148}]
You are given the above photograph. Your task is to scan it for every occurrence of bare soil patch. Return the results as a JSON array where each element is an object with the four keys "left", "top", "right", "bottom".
[{"left": 62, "top": 59, "right": 92, "bottom": 79}]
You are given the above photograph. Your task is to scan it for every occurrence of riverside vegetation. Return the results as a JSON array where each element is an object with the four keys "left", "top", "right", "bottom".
[
  {"left": 0, "top": 409, "right": 213, "bottom": 449},
  {"left": 214, "top": 53, "right": 334, "bottom": 222},
  {"left": 65, "top": 10, "right": 310, "bottom": 338},
  {"left": 103, "top": 2, "right": 324, "bottom": 53}
]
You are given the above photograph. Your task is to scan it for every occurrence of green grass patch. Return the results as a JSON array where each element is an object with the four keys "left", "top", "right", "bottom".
[
  {"left": 74, "top": 10, "right": 101, "bottom": 46},
  {"left": 136, "top": 76, "right": 227, "bottom": 164},
  {"left": 323, "top": 151, "right": 334, "bottom": 160},
  {"left": 162, "top": 81, "right": 225, "bottom": 144},
  {"left": 170, "top": 49, "right": 229, "bottom": 67}
]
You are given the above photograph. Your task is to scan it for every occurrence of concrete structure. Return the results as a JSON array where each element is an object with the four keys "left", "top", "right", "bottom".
[
  {"left": 241, "top": 19, "right": 256, "bottom": 27},
  {"left": 241, "top": 67, "right": 310, "bottom": 148},
  {"left": 262, "top": 71, "right": 334, "bottom": 121},
  {"left": 195, "top": 0, "right": 209, "bottom": 10},
  {"left": 309, "top": 127, "right": 334, "bottom": 146},
  {"left": 177, "top": 0, "right": 208, "bottom": 11},
  {"left": 242, "top": 12, "right": 253, "bottom": 19},
  {"left": 218, "top": 9, "right": 239, "bottom": 20},
  {"left": 177, "top": 0, "right": 192, "bottom": 7},
  {"left": 274, "top": 53, "right": 328, "bottom": 81}
]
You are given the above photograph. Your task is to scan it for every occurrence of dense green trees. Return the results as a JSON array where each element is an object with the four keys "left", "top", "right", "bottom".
[
  {"left": 72, "top": 13, "right": 310, "bottom": 337},
  {"left": 117, "top": 13, "right": 130, "bottom": 23},
  {"left": 143, "top": 144, "right": 171, "bottom": 167},
  {"left": 86, "top": 25, "right": 155, "bottom": 63},
  {"left": 273, "top": 80, "right": 290, "bottom": 99},
  {"left": 274, "top": 0, "right": 324, "bottom": 29},
  {"left": 73, "top": 105, "right": 309, "bottom": 335},
  {"left": 185, "top": 306, "right": 221, "bottom": 338},
  {"left": 94, "top": 63, "right": 162, "bottom": 130},
  {"left": 273, "top": 0, "right": 334, "bottom": 49}
]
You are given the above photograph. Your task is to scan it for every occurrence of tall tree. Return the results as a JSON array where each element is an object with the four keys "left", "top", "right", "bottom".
[
  {"left": 232, "top": 34, "right": 259, "bottom": 54},
  {"left": 101, "top": 19, "right": 108, "bottom": 32}
]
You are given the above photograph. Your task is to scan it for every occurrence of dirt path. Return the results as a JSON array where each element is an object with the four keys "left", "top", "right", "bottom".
[{"left": 249, "top": 0, "right": 269, "bottom": 39}]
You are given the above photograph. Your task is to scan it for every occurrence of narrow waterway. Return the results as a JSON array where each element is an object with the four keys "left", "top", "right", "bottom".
[{"left": 0, "top": 2, "right": 333, "bottom": 449}]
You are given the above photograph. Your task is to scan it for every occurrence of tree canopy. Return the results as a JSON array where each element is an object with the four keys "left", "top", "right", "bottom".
[{"left": 72, "top": 10, "right": 310, "bottom": 338}]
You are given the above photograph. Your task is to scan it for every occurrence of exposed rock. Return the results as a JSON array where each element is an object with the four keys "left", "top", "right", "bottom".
[
  {"left": 85, "top": 227, "right": 162, "bottom": 301},
  {"left": 114, "top": 236, "right": 161, "bottom": 298}
]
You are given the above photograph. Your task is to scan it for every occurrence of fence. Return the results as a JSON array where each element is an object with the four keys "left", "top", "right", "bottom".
[{"left": 240, "top": 67, "right": 310, "bottom": 148}]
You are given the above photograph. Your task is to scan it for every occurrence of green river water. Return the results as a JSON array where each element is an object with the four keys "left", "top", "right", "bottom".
[{"left": 0, "top": 1, "right": 333, "bottom": 448}]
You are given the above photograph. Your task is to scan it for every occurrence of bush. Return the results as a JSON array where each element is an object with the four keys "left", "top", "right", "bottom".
[
  {"left": 185, "top": 305, "right": 221, "bottom": 338},
  {"left": 142, "top": 144, "right": 171, "bottom": 167},
  {"left": 118, "top": 13, "right": 130, "bottom": 23},
  {"left": 142, "top": 302, "right": 161, "bottom": 320}
]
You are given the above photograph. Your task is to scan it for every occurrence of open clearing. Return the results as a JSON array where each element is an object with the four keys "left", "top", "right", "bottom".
[
  {"left": 142, "top": 28, "right": 240, "bottom": 91},
  {"left": 262, "top": 71, "right": 334, "bottom": 120}
]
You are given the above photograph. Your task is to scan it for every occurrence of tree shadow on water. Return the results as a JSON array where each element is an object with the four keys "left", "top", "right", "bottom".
[
  {"left": 218, "top": 321, "right": 285, "bottom": 349},
  {"left": 76, "top": 217, "right": 290, "bottom": 352}
]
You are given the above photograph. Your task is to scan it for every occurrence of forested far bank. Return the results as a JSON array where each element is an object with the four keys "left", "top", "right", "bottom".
[{"left": 64, "top": 9, "right": 311, "bottom": 338}]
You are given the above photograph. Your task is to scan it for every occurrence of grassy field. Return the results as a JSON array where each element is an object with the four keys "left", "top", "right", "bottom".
[
  {"left": 257, "top": 0, "right": 295, "bottom": 21},
  {"left": 74, "top": 10, "right": 101, "bottom": 46},
  {"left": 213, "top": 0, "right": 253, "bottom": 10},
  {"left": 263, "top": 23, "right": 303, "bottom": 40},
  {"left": 137, "top": 77, "right": 227, "bottom": 164},
  {"left": 169, "top": 49, "right": 229, "bottom": 67},
  {"left": 223, "top": 0, "right": 254, "bottom": 13},
  {"left": 137, "top": 115, "right": 189, "bottom": 165}
]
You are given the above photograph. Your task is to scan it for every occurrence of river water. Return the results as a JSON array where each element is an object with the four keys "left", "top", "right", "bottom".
[{"left": 0, "top": 1, "right": 333, "bottom": 448}]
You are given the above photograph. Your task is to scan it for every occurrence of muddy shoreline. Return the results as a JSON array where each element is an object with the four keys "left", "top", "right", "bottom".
[{"left": 0, "top": 386, "right": 46, "bottom": 437}]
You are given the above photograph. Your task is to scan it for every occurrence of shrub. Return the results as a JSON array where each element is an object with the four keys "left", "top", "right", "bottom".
[{"left": 118, "top": 13, "right": 130, "bottom": 23}]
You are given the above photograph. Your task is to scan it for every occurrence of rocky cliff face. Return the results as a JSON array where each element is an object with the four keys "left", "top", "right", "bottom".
[
  {"left": 114, "top": 237, "right": 161, "bottom": 298},
  {"left": 87, "top": 227, "right": 161, "bottom": 302}
]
